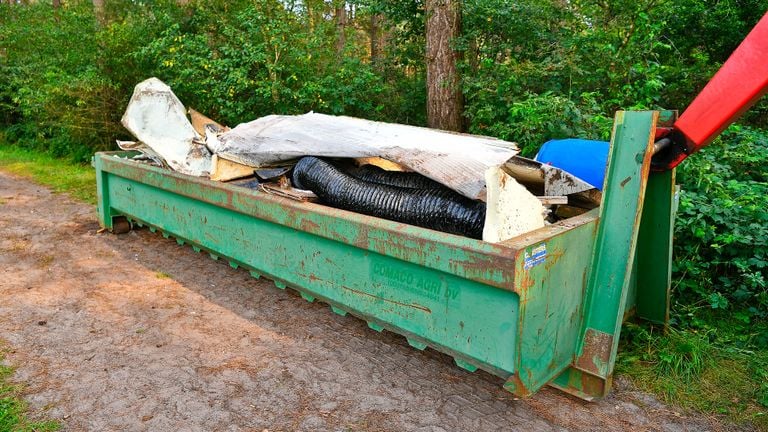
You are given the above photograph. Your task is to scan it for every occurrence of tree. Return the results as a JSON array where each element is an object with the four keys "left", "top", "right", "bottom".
[
  {"left": 335, "top": 1, "right": 347, "bottom": 55},
  {"left": 425, "top": 0, "right": 463, "bottom": 131},
  {"left": 369, "top": 12, "right": 384, "bottom": 68},
  {"left": 92, "top": 0, "right": 105, "bottom": 25}
]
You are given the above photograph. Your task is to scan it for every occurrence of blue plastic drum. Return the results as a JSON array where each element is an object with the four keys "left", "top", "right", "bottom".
[{"left": 534, "top": 139, "right": 610, "bottom": 190}]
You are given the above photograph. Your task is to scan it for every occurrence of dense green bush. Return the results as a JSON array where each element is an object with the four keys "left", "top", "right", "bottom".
[
  {"left": 673, "top": 126, "right": 768, "bottom": 337},
  {"left": 2, "top": 0, "right": 765, "bottom": 158},
  {"left": 0, "top": 0, "right": 425, "bottom": 161}
]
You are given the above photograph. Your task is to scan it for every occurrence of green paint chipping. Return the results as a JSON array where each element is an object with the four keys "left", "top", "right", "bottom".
[
  {"left": 0, "top": 347, "right": 60, "bottom": 432},
  {"left": 0, "top": 145, "right": 96, "bottom": 204}
]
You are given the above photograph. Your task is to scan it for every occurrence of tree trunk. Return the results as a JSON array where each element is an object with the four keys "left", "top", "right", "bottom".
[
  {"left": 52, "top": 0, "right": 60, "bottom": 22},
  {"left": 306, "top": 0, "right": 315, "bottom": 32},
  {"left": 335, "top": 2, "right": 347, "bottom": 55},
  {"left": 425, "top": 0, "right": 463, "bottom": 132},
  {"left": 92, "top": 0, "right": 105, "bottom": 25},
  {"left": 370, "top": 13, "right": 385, "bottom": 69}
]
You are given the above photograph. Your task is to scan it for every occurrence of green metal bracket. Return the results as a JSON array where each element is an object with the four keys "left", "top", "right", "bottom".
[
  {"left": 552, "top": 110, "right": 659, "bottom": 398},
  {"left": 634, "top": 110, "right": 678, "bottom": 325},
  {"left": 635, "top": 169, "right": 675, "bottom": 324}
]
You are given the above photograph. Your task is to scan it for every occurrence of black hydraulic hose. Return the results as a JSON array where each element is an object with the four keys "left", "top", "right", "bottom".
[
  {"left": 292, "top": 156, "right": 485, "bottom": 239},
  {"left": 346, "top": 164, "right": 443, "bottom": 189}
]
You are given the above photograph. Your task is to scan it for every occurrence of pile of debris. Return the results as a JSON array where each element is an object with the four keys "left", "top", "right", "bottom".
[{"left": 118, "top": 78, "right": 600, "bottom": 242}]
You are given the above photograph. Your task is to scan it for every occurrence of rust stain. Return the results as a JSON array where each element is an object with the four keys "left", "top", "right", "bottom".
[
  {"left": 513, "top": 249, "right": 536, "bottom": 296},
  {"left": 543, "top": 247, "right": 564, "bottom": 272},
  {"left": 353, "top": 225, "right": 371, "bottom": 249},
  {"left": 300, "top": 218, "right": 320, "bottom": 232},
  {"left": 581, "top": 371, "right": 611, "bottom": 398},
  {"left": 503, "top": 374, "right": 532, "bottom": 397},
  {"left": 619, "top": 176, "right": 632, "bottom": 187},
  {"left": 341, "top": 285, "right": 431, "bottom": 313},
  {"left": 574, "top": 329, "right": 613, "bottom": 375},
  {"left": 446, "top": 253, "right": 516, "bottom": 289}
]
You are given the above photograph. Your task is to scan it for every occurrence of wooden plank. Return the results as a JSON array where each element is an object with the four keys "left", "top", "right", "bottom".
[
  {"left": 210, "top": 154, "right": 255, "bottom": 182},
  {"left": 260, "top": 183, "right": 318, "bottom": 202}
]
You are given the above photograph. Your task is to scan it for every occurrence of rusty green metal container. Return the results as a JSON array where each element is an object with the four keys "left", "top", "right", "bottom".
[{"left": 93, "top": 110, "right": 676, "bottom": 400}]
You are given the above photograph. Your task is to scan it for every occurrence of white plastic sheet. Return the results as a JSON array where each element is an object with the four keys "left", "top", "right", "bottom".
[
  {"left": 216, "top": 113, "right": 519, "bottom": 200},
  {"left": 121, "top": 78, "right": 211, "bottom": 176}
]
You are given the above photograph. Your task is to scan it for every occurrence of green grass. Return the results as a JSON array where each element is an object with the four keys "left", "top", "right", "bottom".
[
  {"left": 0, "top": 348, "right": 60, "bottom": 432},
  {"left": 618, "top": 321, "right": 768, "bottom": 430},
  {"left": 0, "top": 144, "right": 96, "bottom": 204}
]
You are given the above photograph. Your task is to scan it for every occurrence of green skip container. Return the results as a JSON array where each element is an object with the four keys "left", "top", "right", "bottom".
[{"left": 93, "top": 110, "right": 676, "bottom": 401}]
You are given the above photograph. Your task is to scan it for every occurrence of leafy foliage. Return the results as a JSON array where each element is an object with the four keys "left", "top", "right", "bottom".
[
  {"left": 673, "top": 126, "right": 768, "bottom": 334},
  {"left": 0, "top": 0, "right": 425, "bottom": 161}
]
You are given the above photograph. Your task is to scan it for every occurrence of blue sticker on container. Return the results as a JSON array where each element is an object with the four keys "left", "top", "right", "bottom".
[{"left": 524, "top": 243, "right": 547, "bottom": 270}]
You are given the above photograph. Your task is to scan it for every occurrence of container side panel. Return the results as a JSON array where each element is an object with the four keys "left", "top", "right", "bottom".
[
  {"left": 106, "top": 174, "right": 520, "bottom": 376},
  {"left": 93, "top": 158, "right": 113, "bottom": 229},
  {"left": 99, "top": 155, "right": 524, "bottom": 291},
  {"left": 504, "top": 220, "right": 598, "bottom": 396},
  {"left": 624, "top": 254, "right": 638, "bottom": 318}
]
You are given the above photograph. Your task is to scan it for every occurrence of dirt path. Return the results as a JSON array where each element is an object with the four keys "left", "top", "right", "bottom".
[{"left": 0, "top": 171, "right": 739, "bottom": 432}]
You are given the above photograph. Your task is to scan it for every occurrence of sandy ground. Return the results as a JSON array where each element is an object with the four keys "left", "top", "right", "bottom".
[{"left": 0, "top": 171, "right": 747, "bottom": 432}]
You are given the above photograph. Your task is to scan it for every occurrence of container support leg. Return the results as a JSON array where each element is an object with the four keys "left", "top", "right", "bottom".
[
  {"left": 635, "top": 170, "right": 675, "bottom": 324},
  {"left": 551, "top": 110, "right": 658, "bottom": 399},
  {"left": 94, "top": 158, "right": 130, "bottom": 233},
  {"left": 95, "top": 164, "right": 115, "bottom": 230}
]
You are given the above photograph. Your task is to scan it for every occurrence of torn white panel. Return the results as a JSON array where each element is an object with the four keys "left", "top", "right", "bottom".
[
  {"left": 121, "top": 78, "right": 211, "bottom": 176},
  {"left": 483, "top": 167, "right": 546, "bottom": 243},
  {"left": 204, "top": 124, "right": 225, "bottom": 154},
  {"left": 541, "top": 164, "right": 594, "bottom": 196},
  {"left": 116, "top": 140, "right": 167, "bottom": 168},
  {"left": 216, "top": 113, "right": 518, "bottom": 200}
]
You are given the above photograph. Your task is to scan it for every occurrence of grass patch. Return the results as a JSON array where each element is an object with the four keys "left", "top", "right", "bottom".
[
  {"left": 0, "top": 144, "right": 96, "bottom": 204},
  {"left": 618, "top": 322, "right": 768, "bottom": 429},
  {"left": 0, "top": 348, "right": 60, "bottom": 432}
]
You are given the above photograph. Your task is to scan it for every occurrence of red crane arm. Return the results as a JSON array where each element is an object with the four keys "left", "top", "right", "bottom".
[{"left": 652, "top": 11, "right": 768, "bottom": 170}]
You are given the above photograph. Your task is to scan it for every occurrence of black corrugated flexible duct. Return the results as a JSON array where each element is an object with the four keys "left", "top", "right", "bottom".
[
  {"left": 292, "top": 156, "right": 485, "bottom": 239},
  {"left": 346, "top": 164, "right": 443, "bottom": 189}
]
